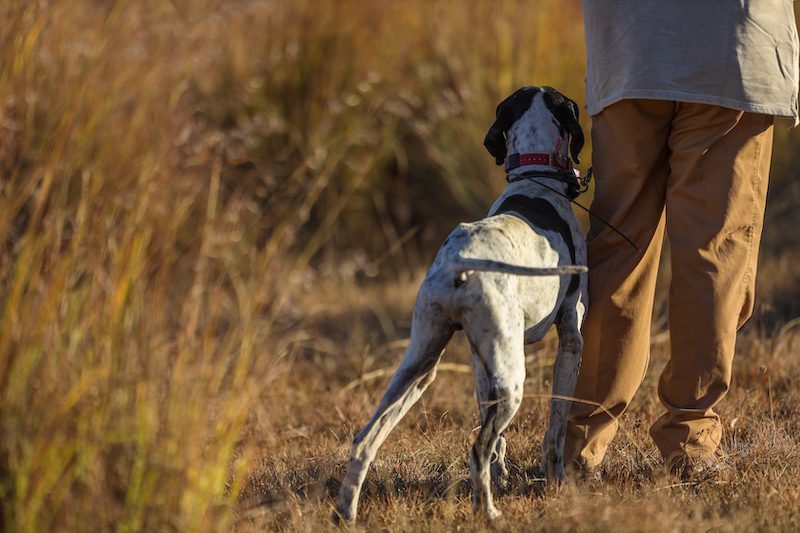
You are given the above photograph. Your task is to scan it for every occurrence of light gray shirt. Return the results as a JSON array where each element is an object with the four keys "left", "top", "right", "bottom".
[{"left": 582, "top": 1, "right": 799, "bottom": 121}]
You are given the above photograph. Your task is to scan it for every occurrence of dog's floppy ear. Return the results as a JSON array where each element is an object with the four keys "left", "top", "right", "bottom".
[
  {"left": 543, "top": 87, "right": 584, "bottom": 164},
  {"left": 483, "top": 92, "right": 518, "bottom": 166}
]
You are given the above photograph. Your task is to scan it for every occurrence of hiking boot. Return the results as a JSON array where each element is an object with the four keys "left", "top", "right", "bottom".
[
  {"left": 668, "top": 452, "right": 730, "bottom": 483},
  {"left": 565, "top": 461, "right": 603, "bottom": 484}
]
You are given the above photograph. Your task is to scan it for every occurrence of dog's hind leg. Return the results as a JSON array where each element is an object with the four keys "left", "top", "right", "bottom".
[
  {"left": 466, "top": 303, "right": 525, "bottom": 519},
  {"left": 472, "top": 351, "right": 510, "bottom": 490},
  {"left": 335, "top": 304, "right": 453, "bottom": 524},
  {"left": 541, "top": 302, "right": 584, "bottom": 481}
]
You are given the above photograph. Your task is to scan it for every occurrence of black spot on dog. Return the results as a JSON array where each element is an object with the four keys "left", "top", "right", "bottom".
[
  {"left": 542, "top": 86, "right": 584, "bottom": 164},
  {"left": 483, "top": 87, "right": 540, "bottom": 165}
]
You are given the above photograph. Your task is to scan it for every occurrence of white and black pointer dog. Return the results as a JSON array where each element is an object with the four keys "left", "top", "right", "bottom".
[{"left": 335, "top": 86, "right": 588, "bottom": 523}]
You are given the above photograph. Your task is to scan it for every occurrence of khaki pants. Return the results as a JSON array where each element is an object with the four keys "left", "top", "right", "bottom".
[{"left": 565, "top": 100, "right": 774, "bottom": 470}]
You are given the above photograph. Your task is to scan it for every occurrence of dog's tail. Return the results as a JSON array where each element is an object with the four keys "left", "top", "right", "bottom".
[{"left": 453, "top": 258, "right": 587, "bottom": 282}]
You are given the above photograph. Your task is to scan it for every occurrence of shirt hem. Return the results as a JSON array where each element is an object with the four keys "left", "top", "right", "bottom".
[{"left": 587, "top": 90, "right": 799, "bottom": 125}]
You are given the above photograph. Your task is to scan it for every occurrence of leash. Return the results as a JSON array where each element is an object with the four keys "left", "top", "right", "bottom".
[{"left": 507, "top": 169, "right": 640, "bottom": 251}]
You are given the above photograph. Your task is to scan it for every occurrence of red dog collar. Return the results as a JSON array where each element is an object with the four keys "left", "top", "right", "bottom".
[{"left": 505, "top": 152, "right": 572, "bottom": 173}]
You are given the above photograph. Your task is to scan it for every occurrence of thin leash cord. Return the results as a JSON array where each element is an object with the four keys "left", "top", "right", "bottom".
[{"left": 512, "top": 174, "right": 640, "bottom": 251}]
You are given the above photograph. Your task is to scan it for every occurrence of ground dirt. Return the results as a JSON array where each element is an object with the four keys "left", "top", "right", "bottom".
[{"left": 235, "top": 265, "right": 800, "bottom": 532}]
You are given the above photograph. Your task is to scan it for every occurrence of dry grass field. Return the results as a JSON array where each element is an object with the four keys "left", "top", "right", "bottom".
[{"left": 1, "top": 1, "right": 799, "bottom": 531}]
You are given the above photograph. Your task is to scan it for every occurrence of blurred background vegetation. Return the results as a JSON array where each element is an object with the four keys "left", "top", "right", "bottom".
[{"left": 0, "top": 0, "right": 797, "bottom": 531}]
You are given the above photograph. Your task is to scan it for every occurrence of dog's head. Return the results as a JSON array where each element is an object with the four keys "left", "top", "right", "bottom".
[{"left": 484, "top": 86, "right": 584, "bottom": 167}]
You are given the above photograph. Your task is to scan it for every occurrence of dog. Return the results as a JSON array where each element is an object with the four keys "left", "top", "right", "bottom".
[{"left": 334, "top": 86, "right": 588, "bottom": 523}]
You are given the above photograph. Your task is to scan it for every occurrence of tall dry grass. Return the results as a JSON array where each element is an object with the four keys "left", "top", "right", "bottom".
[
  {"left": 0, "top": 0, "right": 585, "bottom": 530},
  {"left": 1, "top": 1, "right": 798, "bottom": 532}
]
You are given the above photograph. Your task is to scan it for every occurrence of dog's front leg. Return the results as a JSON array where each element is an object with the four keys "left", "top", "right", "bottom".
[
  {"left": 492, "top": 434, "right": 510, "bottom": 490},
  {"left": 541, "top": 305, "right": 583, "bottom": 481}
]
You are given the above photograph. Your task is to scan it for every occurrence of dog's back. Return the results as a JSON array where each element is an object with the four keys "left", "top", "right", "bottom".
[{"left": 419, "top": 202, "right": 578, "bottom": 342}]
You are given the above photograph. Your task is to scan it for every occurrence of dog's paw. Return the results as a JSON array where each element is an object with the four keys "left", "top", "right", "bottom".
[
  {"left": 331, "top": 506, "right": 355, "bottom": 527},
  {"left": 472, "top": 495, "right": 503, "bottom": 521},
  {"left": 485, "top": 506, "right": 503, "bottom": 521}
]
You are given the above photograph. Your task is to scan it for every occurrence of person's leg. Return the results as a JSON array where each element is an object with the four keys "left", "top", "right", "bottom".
[
  {"left": 651, "top": 106, "right": 774, "bottom": 468},
  {"left": 565, "top": 99, "right": 673, "bottom": 470}
]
